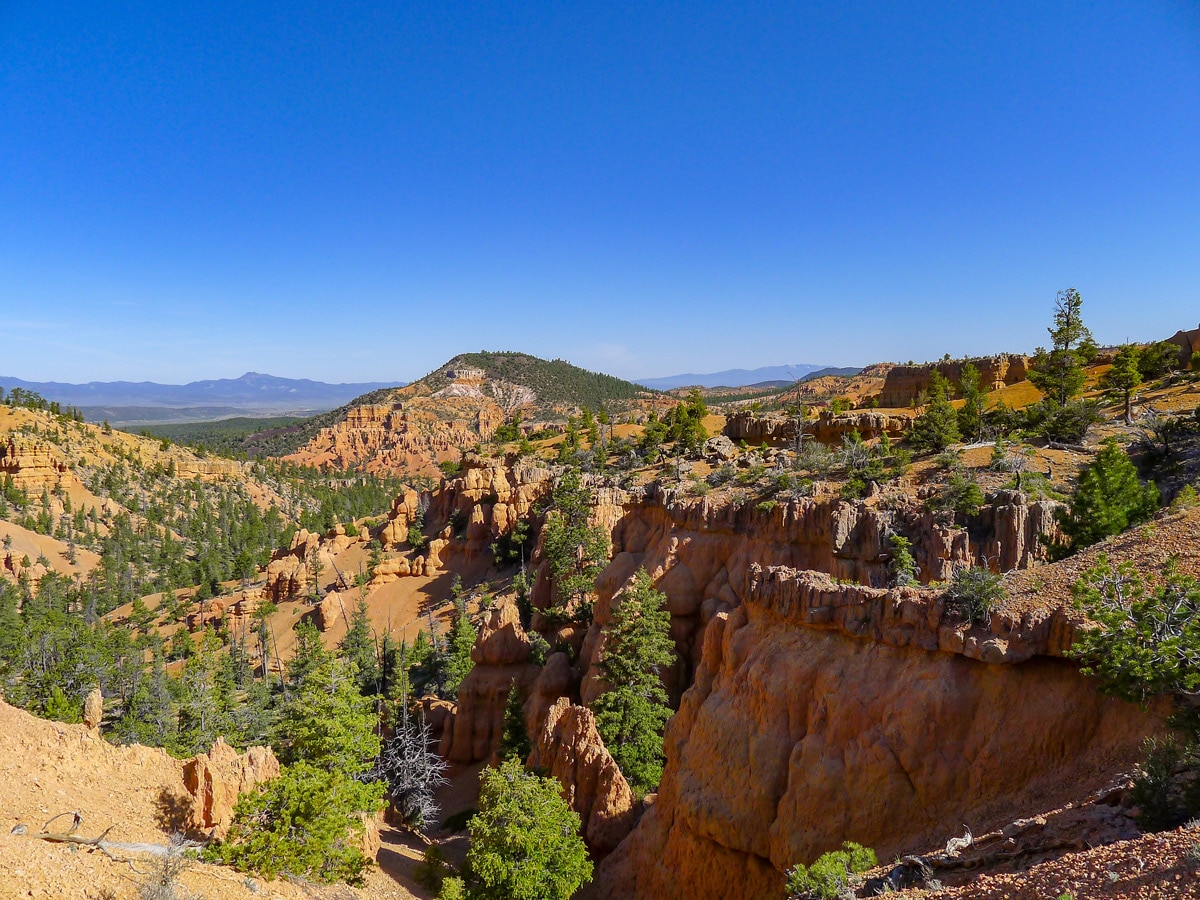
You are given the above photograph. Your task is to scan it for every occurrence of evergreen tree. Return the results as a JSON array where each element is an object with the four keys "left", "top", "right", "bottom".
[
  {"left": 908, "top": 372, "right": 961, "bottom": 453},
  {"left": 956, "top": 363, "right": 985, "bottom": 441},
  {"left": 444, "top": 600, "right": 477, "bottom": 697},
  {"left": 276, "top": 658, "right": 380, "bottom": 776},
  {"left": 592, "top": 569, "right": 675, "bottom": 795},
  {"left": 1101, "top": 344, "right": 1143, "bottom": 424},
  {"left": 498, "top": 683, "right": 531, "bottom": 763},
  {"left": 176, "top": 633, "right": 235, "bottom": 754},
  {"left": 541, "top": 469, "right": 608, "bottom": 612},
  {"left": 339, "top": 596, "right": 379, "bottom": 694},
  {"left": 1028, "top": 288, "right": 1091, "bottom": 407},
  {"left": 286, "top": 620, "right": 330, "bottom": 689},
  {"left": 206, "top": 761, "right": 385, "bottom": 884},
  {"left": 44, "top": 685, "right": 82, "bottom": 723},
  {"left": 448, "top": 759, "right": 592, "bottom": 900},
  {"left": 1055, "top": 440, "right": 1159, "bottom": 554}
]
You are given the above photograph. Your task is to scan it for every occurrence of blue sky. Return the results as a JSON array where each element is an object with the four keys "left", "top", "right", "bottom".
[{"left": 1, "top": 2, "right": 1198, "bottom": 383}]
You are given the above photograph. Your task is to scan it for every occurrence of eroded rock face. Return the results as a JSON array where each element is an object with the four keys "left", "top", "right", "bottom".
[
  {"left": 724, "top": 410, "right": 912, "bottom": 445},
  {"left": 577, "top": 488, "right": 1063, "bottom": 706},
  {"left": 182, "top": 739, "right": 280, "bottom": 839},
  {"left": 530, "top": 697, "right": 639, "bottom": 855},
  {"left": 877, "top": 355, "right": 1031, "bottom": 408},
  {"left": 588, "top": 572, "right": 1160, "bottom": 900}
]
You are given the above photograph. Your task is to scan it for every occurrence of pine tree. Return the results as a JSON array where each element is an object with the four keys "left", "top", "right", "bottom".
[
  {"left": 286, "top": 621, "right": 330, "bottom": 689},
  {"left": 1101, "top": 345, "right": 1142, "bottom": 424},
  {"left": 276, "top": 658, "right": 380, "bottom": 776},
  {"left": 498, "top": 683, "right": 531, "bottom": 763},
  {"left": 956, "top": 363, "right": 985, "bottom": 441},
  {"left": 449, "top": 759, "right": 592, "bottom": 900},
  {"left": 444, "top": 601, "right": 477, "bottom": 697},
  {"left": 1028, "top": 288, "right": 1091, "bottom": 407},
  {"left": 1055, "top": 440, "right": 1159, "bottom": 553},
  {"left": 339, "top": 596, "right": 379, "bottom": 694},
  {"left": 908, "top": 372, "right": 961, "bottom": 453},
  {"left": 541, "top": 469, "right": 608, "bottom": 612},
  {"left": 592, "top": 569, "right": 675, "bottom": 795}
]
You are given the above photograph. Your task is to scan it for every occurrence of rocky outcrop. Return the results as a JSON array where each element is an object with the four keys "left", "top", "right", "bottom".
[
  {"left": 439, "top": 602, "right": 541, "bottom": 766},
  {"left": 589, "top": 567, "right": 1162, "bottom": 899},
  {"left": 0, "top": 436, "right": 67, "bottom": 489},
  {"left": 263, "top": 526, "right": 366, "bottom": 603},
  {"left": 82, "top": 688, "right": 103, "bottom": 729},
  {"left": 573, "top": 486, "right": 1062, "bottom": 706},
  {"left": 724, "top": 410, "right": 912, "bottom": 446},
  {"left": 182, "top": 739, "right": 280, "bottom": 839},
  {"left": 876, "top": 355, "right": 1030, "bottom": 409},
  {"left": 530, "top": 697, "right": 639, "bottom": 855}
]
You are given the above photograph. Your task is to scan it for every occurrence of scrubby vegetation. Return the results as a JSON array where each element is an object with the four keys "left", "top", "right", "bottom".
[{"left": 785, "top": 842, "right": 877, "bottom": 899}]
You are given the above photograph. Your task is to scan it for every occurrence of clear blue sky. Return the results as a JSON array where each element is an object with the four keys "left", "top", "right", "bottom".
[{"left": 1, "top": 2, "right": 1197, "bottom": 383}]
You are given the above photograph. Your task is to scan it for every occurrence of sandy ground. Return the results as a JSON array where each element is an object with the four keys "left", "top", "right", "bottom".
[
  {"left": 0, "top": 518, "right": 101, "bottom": 580},
  {"left": 0, "top": 701, "right": 421, "bottom": 900}
]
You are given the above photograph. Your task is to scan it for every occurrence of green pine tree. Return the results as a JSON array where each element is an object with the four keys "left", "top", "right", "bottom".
[
  {"left": 908, "top": 372, "right": 961, "bottom": 453},
  {"left": 1055, "top": 440, "right": 1159, "bottom": 554},
  {"left": 498, "top": 683, "right": 531, "bottom": 763},
  {"left": 1028, "top": 288, "right": 1091, "bottom": 407},
  {"left": 444, "top": 601, "right": 477, "bottom": 697},
  {"left": 276, "top": 657, "right": 381, "bottom": 776},
  {"left": 339, "top": 596, "right": 379, "bottom": 694},
  {"left": 448, "top": 759, "right": 592, "bottom": 900},
  {"left": 956, "top": 363, "right": 985, "bottom": 441},
  {"left": 592, "top": 569, "right": 675, "bottom": 795},
  {"left": 541, "top": 469, "right": 608, "bottom": 612},
  {"left": 1101, "top": 345, "right": 1142, "bottom": 424}
]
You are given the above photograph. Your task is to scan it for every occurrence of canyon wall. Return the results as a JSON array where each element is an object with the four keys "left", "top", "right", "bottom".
[{"left": 588, "top": 565, "right": 1160, "bottom": 899}]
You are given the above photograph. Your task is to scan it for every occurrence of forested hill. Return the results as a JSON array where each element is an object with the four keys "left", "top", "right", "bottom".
[{"left": 418, "top": 351, "right": 653, "bottom": 411}]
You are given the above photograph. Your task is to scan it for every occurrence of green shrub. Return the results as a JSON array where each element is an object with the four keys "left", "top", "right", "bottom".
[
  {"left": 204, "top": 762, "right": 384, "bottom": 884},
  {"left": 785, "top": 842, "right": 877, "bottom": 899},
  {"left": 929, "top": 470, "right": 984, "bottom": 516},
  {"left": 888, "top": 534, "right": 918, "bottom": 587},
  {"left": 415, "top": 844, "right": 454, "bottom": 892},
  {"left": 1171, "top": 484, "right": 1199, "bottom": 512},
  {"left": 946, "top": 566, "right": 1006, "bottom": 625}
]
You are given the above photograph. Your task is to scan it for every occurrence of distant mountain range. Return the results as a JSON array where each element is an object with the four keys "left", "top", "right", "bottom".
[
  {"left": 0, "top": 372, "right": 403, "bottom": 423},
  {"left": 636, "top": 364, "right": 858, "bottom": 390}
]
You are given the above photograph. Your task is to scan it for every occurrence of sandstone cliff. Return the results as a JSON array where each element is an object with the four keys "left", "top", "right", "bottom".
[
  {"left": 588, "top": 566, "right": 1160, "bottom": 899},
  {"left": 876, "top": 355, "right": 1030, "bottom": 409}
]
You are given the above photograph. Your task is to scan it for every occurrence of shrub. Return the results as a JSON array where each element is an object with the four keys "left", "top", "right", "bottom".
[
  {"left": 1171, "top": 484, "right": 1199, "bottom": 512},
  {"left": 204, "top": 762, "right": 385, "bottom": 884},
  {"left": 1129, "top": 736, "right": 1191, "bottom": 832},
  {"left": 888, "top": 534, "right": 918, "bottom": 587},
  {"left": 785, "top": 842, "right": 877, "bottom": 899},
  {"left": 415, "top": 844, "right": 453, "bottom": 892},
  {"left": 1068, "top": 557, "right": 1200, "bottom": 703},
  {"left": 929, "top": 470, "right": 984, "bottom": 517},
  {"left": 946, "top": 566, "right": 1006, "bottom": 625}
]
